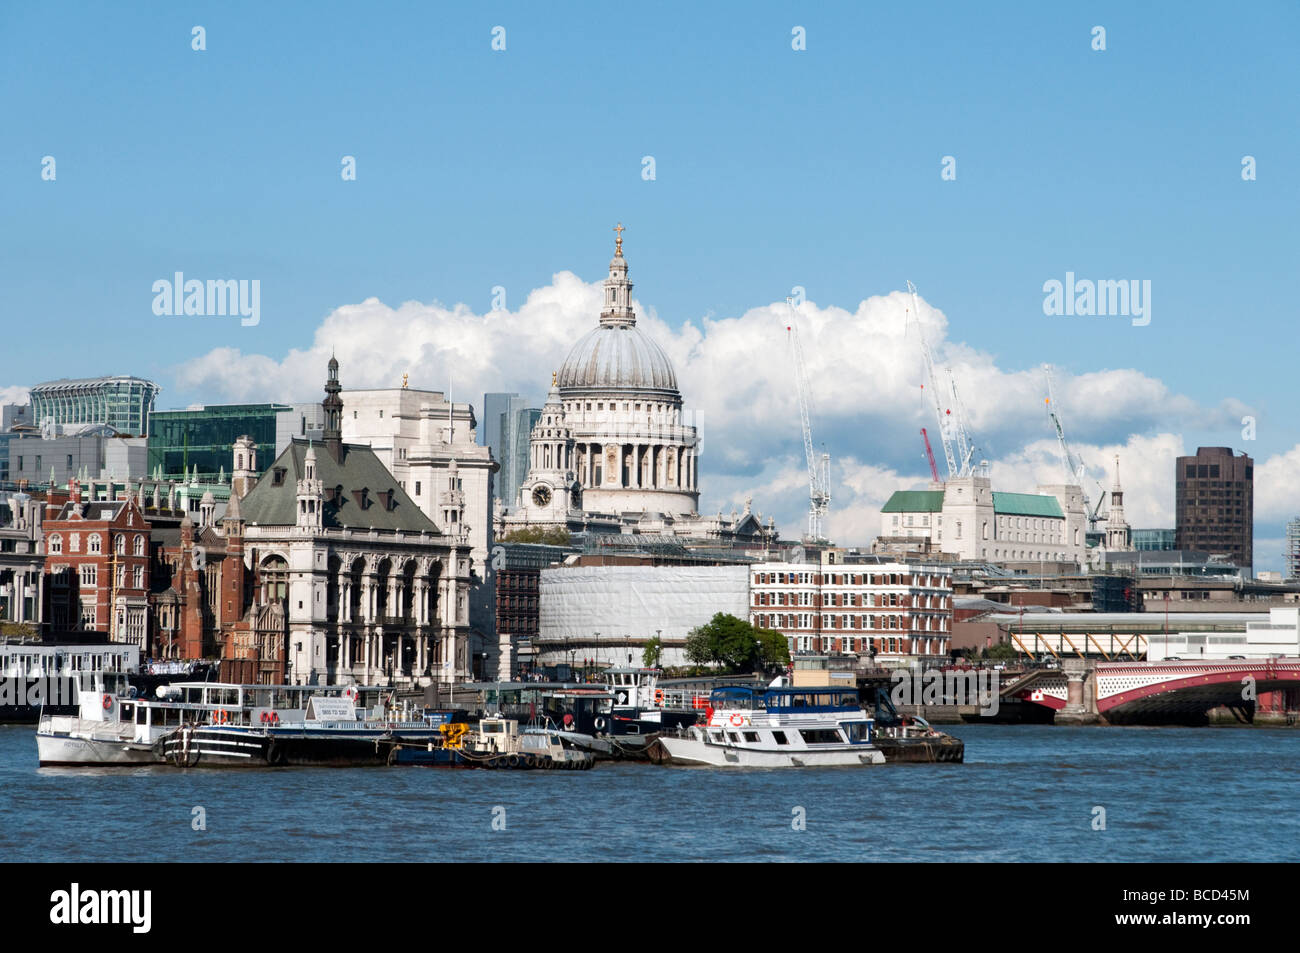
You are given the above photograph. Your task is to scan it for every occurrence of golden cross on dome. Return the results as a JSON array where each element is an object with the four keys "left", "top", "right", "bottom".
[
  {"left": 614, "top": 222, "right": 625, "bottom": 253},
  {"left": 401, "top": 372, "right": 409, "bottom": 389}
]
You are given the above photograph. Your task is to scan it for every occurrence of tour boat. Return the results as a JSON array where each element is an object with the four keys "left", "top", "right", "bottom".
[{"left": 649, "top": 683, "right": 885, "bottom": 768}]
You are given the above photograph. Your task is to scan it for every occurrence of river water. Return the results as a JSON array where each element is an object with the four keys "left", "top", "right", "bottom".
[{"left": 2, "top": 723, "right": 1295, "bottom": 863}]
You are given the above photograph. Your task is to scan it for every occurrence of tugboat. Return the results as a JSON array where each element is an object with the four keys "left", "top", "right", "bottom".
[{"left": 648, "top": 682, "right": 885, "bottom": 768}]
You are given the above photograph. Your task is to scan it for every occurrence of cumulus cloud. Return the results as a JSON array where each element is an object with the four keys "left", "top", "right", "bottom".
[
  {"left": 173, "top": 269, "right": 1275, "bottom": 544},
  {"left": 0, "top": 386, "right": 31, "bottom": 405}
]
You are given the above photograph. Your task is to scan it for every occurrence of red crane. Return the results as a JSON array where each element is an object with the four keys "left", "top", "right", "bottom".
[{"left": 921, "top": 428, "right": 939, "bottom": 483}]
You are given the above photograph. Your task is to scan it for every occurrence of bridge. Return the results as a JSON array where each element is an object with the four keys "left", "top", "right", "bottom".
[{"left": 1002, "top": 658, "right": 1300, "bottom": 725}]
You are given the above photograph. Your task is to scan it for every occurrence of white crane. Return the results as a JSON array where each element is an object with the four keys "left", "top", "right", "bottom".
[
  {"left": 787, "top": 299, "right": 830, "bottom": 543},
  {"left": 1043, "top": 368, "right": 1106, "bottom": 529},
  {"left": 907, "top": 281, "right": 980, "bottom": 479}
]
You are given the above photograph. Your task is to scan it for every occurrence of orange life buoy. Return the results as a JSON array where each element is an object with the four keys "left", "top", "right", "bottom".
[
  {"left": 729, "top": 713, "right": 744, "bottom": 727},
  {"left": 102, "top": 696, "right": 112, "bottom": 711}
]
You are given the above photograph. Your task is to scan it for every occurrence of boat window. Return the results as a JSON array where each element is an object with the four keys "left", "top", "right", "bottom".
[
  {"left": 743, "top": 732, "right": 759, "bottom": 743},
  {"left": 772, "top": 731, "right": 788, "bottom": 745},
  {"left": 841, "top": 722, "right": 868, "bottom": 742},
  {"left": 798, "top": 728, "right": 842, "bottom": 745},
  {"left": 709, "top": 731, "right": 723, "bottom": 743},
  {"left": 727, "top": 732, "right": 741, "bottom": 743}
]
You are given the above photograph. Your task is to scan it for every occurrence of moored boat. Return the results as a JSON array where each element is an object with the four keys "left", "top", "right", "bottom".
[{"left": 649, "top": 683, "right": 885, "bottom": 768}]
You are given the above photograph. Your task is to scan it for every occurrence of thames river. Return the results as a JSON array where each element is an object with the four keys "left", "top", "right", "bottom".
[{"left": 2, "top": 723, "right": 1296, "bottom": 863}]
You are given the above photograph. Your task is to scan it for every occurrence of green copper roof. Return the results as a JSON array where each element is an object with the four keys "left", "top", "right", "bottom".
[
  {"left": 992, "top": 492, "right": 1063, "bottom": 518},
  {"left": 238, "top": 439, "right": 438, "bottom": 533},
  {"left": 881, "top": 490, "right": 945, "bottom": 513}
]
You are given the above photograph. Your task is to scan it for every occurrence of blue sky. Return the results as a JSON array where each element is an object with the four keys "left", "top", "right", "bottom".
[{"left": 2, "top": 2, "right": 1297, "bottom": 566}]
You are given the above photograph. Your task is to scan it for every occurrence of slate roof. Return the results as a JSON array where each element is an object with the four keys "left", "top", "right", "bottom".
[{"left": 237, "top": 439, "right": 439, "bottom": 534}]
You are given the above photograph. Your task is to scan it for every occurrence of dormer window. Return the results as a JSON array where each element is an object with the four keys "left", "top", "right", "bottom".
[
  {"left": 352, "top": 488, "right": 370, "bottom": 510},
  {"left": 272, "top": 467, "right": 287, "bottom": 486}
]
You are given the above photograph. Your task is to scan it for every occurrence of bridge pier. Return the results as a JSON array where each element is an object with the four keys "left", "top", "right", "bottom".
[{"left": 1055, "top": 658, "right": 1101, "bottom": 725}]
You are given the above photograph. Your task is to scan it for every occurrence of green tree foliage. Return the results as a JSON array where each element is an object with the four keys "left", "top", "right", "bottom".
[
  {"left": 499, "top": 527, "right": 571, "bottom": 545},
  {"left": 683, "top": 613, "right": 790, "bottom": 674},
  {"left": 642, "top": 635, "right": 663, "bottom": 669},
  {"left": 983, "top": 641, "right": 1019, "bottom": 661}
]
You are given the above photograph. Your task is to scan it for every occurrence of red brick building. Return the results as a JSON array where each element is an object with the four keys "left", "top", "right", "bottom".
[{"left": 43, "top": 484, "right": 152, "bottom": 649}]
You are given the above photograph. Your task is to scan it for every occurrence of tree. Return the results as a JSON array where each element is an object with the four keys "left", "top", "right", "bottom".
[
  {"left": 683, "top": 613, "right": 784, "bottom": 674},
  {"left": 754, "top": 627, "right": 791, "bottom": 672},
  {"left": 984, "top": 641, "right": 1018, "bottom": 661},
  {"left": 499, "top": 526, "right": 571, "bottom": 545},
  {"left": 642, "top": 635, "right": 663, "bottom": 669}
]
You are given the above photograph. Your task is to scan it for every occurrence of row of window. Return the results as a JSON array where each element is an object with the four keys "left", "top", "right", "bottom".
[
  {"left": 756, "top": 612, "right": 948, "bottom": 632},
  {"left": 755, "top": 591, "right": 949, "bottom": 610},
  {"left": 48, "top": 533, "right": 147, "bottom": 556},
  {"left": 753, "top": 571, "right": 950, "bottom": 588}
]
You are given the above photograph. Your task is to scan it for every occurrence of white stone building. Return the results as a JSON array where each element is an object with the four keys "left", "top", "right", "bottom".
[
  {"left": 237, "top": 359, "right": 474, "bottom": 687},
  {"left": 879, "top": 474, "right": 1088, "bottom": 566},
  {"left": 340, "top": 384, "right": 498, "bottom": 673}
]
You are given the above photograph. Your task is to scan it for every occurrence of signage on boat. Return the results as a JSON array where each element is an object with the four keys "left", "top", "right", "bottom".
[{"left": 304, "top": 696, "right": 356, "bottom": 722}]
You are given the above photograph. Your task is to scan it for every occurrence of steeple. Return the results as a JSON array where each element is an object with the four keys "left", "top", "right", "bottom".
[
  {"left": 600, "top": 222, "right": 636, "bottom": 328},
  {"left": 1105, "top": 454, "right": 1131, "bottom": 551},
  {"left": 322, "top": 355, "right": 344, "bottom": 463}
]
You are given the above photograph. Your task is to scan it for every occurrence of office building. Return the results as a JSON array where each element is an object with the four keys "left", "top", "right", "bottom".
[{"left": 1175, "top": 447, "right": 1253, "bottom": 574}]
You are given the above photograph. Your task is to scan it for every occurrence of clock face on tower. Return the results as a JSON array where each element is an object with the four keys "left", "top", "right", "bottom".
[{"left": 532, "top": 484, "right": 552, "bottom": 508}]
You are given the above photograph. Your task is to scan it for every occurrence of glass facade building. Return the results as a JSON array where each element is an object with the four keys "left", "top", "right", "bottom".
[
  {"left": 29, "top": 376, "right": 160, "bottom": 436},
  {"left": 1132, "top": 528, "right": 1176, "bottom": 551},
  {"left": 149, "top": 404, "right": 290, "bottom": 481}
]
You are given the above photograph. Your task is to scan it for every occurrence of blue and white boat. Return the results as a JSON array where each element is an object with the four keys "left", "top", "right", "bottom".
[{"left": 650, "top": 683, "right": 885, "bottom": 768}]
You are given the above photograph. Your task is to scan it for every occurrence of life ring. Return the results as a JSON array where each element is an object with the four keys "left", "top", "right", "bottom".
[
  {"left": 213, "top": 709, "right": 228, "bottom": 725},
  {"left": 102, "top": 696, "right": 112, "bottom": 711},
  {"left": 260, "top": 711, "right": 269, "bottom": 724},
  {"left": 729, "top": 713, "right": 745, "bottom": 726},
  {"left": 593, "top": 717, "right": 606, "bottom": 731}
]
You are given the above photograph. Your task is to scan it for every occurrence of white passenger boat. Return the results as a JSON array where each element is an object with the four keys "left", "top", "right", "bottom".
[{"left": 651, "top": 683, "right": 885, "bottom": 768}]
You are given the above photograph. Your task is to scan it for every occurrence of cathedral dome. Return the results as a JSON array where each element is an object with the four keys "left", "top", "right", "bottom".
[
  {"left": 557, "top": 323, "right": 679, "bottom": 395},
  {"left": 556, "top": 227, "right": 680, "bottom": 398}
]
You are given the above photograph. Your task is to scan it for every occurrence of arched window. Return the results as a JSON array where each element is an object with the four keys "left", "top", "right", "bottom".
[
  {"left": 115, "top": 534, "right": 126, "bottom": 554},
  {"left": 49, "top": 534, "right": 62, "bottom": 554},
  {"left": 134, "top": 535, "right": 145, "bottom": 556},
  {"left": 88, "top": 534, "right": 102, "bottom": 554}
]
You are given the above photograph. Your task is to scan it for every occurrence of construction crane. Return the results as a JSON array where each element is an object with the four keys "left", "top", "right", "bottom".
[
  {"left": 787, "top": 300, "right": 830, "bottom": 543},
  {"left": 907, "top": 280, "right": 979, "bottom": 479},
  {"left": 1044, "top": 369, "right": 1087, "bottom": 487},
  {"left": 1043, "top": 369, "right": 1106, "bottom": 530},
  {"left": 921, "top": 428, "right": 939, "bottom": 483}
]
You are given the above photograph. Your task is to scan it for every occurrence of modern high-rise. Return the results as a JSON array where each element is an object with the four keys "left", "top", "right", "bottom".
[
  {"left": 1285, "top": 518, "right": 1300, "bottom": 581},
  {"left": 481, "top": 392, "right": 536, "bottom": 506},
  {"left": 1175, "top": 446, "right": 1253, "bottom": 573},
  {"left": 29, "top": 376, "right": 160, "bottom": 436},
  {"left": 499, "top": 406, "right": 541, "bottom": 509}
]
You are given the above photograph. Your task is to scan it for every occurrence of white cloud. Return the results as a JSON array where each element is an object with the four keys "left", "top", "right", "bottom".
[
  {"left": 173, "top": 270, "right": 1279, "bottom": 544},
  {"left": 0, "top": 386, "right": 30, "bottom": 405}
]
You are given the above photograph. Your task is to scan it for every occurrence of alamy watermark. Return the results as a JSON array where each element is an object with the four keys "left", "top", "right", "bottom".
[
  {"left": 0, "top": 677, "right": 80, "bottom": 708},
  {"left": 890, "top": 668, "right": 1000, "bottom": 717},
  {"left": 1042, "top": 272, "right": 1150, "bottom": 327},
  {"left": 152, "top": 272, "right": 260, "bottom": 326}
]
